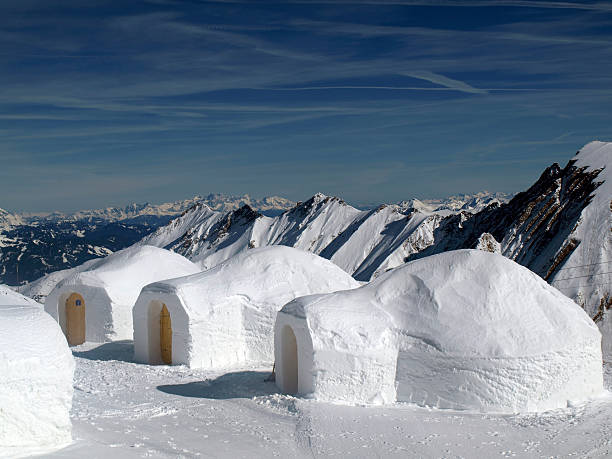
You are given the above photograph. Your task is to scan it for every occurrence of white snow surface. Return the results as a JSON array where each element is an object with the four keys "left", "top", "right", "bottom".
[
  {"left": 19, "top": 258, "right": 100, "bottom": 304},
  {"left": 45, "top": 245, "right": 200, "bottom": 342},
  {"left": 133, "top": 246, "right": 360, "bottom": 369},
  {"left": 0, "top": 284, "right": 40, "bottom": 306},
  {"left": 276, "top": 249, "right": 603, "bottom": 412},
  {"left": 0, "top": 304, "right": 74, "bottom": 456},
  {"left": 41, "top": 341, "right": 612, "bottom": 458}
]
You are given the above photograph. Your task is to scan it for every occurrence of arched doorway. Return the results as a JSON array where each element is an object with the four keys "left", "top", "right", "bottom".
[
  {"left": 65, "top": 293, "right": 86, "bottom": 346},
  {"left": 160, "top": 304, "right": 172, "bottom": 365},
  {"left": 281, "top": 325, "right": 298, "bottom": 394}
]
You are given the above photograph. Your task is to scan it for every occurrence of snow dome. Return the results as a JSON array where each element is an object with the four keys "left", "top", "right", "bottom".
[
  {"left": 275, "top": 249, "right": 604, "bottom": 412},
  {"left": 133, "top": 246, "right": 360, "bottom": 368},
  {"left": 0, "top": 305, "right": 75, "bottom": 453},
  {"left": 0, "top": 284, "right": 41, "bottom": 306},
  {"left": 44, "top": 245, "right": 200, "bottom": 344}
]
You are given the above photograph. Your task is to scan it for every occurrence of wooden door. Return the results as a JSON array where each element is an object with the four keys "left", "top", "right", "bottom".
[
  {"left": 160, "top": 304, "right": 172, "bottom": 364},
  {"left": 66, "top": 293, "right": 86, "bottom": 346}
]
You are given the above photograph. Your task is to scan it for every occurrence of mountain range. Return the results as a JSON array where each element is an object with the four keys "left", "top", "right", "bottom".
[
  {"left": 129, "top": 142, "right": 610, "bottom": 357},
  {"left": 0, "top": 194, "right": 295, "bottom": 286},
  {"left": 8, "top": 142, "right": 610, "bottom": 356}
]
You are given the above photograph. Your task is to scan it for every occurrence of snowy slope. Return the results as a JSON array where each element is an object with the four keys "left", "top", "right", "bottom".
[
  {"left": 0, "top": 208, "right": 24, "bottom": 231},
  {"left": 0, "top": 284, "right": 41, "bottom": 306},
  {"left": 136, "top": 202, "right": 223, "bottom": 251},
  {"left": 547, "top": 142, "right": 611, "bottom": 358},
  {"left": 139, "top": 194, "right": 443, "bottom": 280},
  {"left": 136, "top": 190, "right": 516, "bottom": 283}
]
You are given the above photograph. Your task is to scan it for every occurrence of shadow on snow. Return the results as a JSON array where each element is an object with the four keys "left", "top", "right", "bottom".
[
  {"left": 72, "top": 340, "right": 135, "bottom": 363},
  {"left": 157, "top": 371, "right": 278, "bottom": 400}
]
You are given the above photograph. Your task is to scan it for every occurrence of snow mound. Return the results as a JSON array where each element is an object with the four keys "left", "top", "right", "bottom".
[
  {"left": 133, "top": 245, "right": 360, "bottom": 369},
  {"left": 45, "top": 245, "right": 200, "bottom": 342},
  {"left": 0, "top": 305, "right": 74, "bottom": 454},
  {"left": 20, "top": 258, "right": 102, "bottom": 304},
  {"left": 0, "top": 284, "right": 41, "bottom": 306},
  {"left": 275, "top": 249, "right": 603, "bottom": 412}
]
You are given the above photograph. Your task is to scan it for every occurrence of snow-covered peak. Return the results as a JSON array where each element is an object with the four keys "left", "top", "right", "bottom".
[
  {"left": 293, "top": 193, "right": 348, "bottom": 210},
  {"left": 396, "top": 191, "right": 511, "bottom": 216},
  {"left": 575, "top": 140, "right": 612, "bottom": 170},
  {"left": 429, "top": 191, "right": 511, "bottom": 213},
  {"left": 396, "top": 198, "right": 434, "bottom": 214},
  {"left": 199, "top": 193, "right": 295, "bottom": 214},
  {"left": 0, "top": 208, "right": 24, "bottom": 230}
]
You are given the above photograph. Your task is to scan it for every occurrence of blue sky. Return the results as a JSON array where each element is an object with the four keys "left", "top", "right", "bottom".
[{"left": 1, "top": 0, "right": 612, "bottom": 212}]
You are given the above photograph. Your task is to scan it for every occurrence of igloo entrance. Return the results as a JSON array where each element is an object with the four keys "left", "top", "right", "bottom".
[
  {"left": 160, "top": 304, "right": 172, "bottom": 365},
  {"left": 146, "top": 301, "right": 173, "bottom": 365},
  {"left": 65, "top": 293, "right": 85, "bottom": 346},
  {"left": 280, "top": 325, "right": 298, "bottom": 394}
]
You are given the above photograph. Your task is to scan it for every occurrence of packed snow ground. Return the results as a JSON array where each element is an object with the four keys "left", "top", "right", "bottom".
[{"left": 37, "top": 341, "right": 612, "bottom": 459}]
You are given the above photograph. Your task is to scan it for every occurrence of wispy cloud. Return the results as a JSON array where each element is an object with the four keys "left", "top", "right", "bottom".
[
  {"left": 401, "top": 70, "right": 488, "bottom": 94},
  {"left": 1, "top": 0, "right": 612, "bottom": 210},
  {"left": 201, "top": 0, "right": 612, "bottom": 11}
]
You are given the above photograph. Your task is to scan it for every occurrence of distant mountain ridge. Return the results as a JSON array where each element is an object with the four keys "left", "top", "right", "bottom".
[
  {"left": 0, "top": 194, "right": 295, "bottom": 286},
  {"left": 0, "top": 208, "right": 25, "bottom": 231},
  {"left": 13, "top": 193, "right": 296, "bottom": 223},
  {"left": 9, "top": 190, "right": 510, "bottom": 294},
  {"left": 136, "top": 191, "right": 513, "bottom": 282}
]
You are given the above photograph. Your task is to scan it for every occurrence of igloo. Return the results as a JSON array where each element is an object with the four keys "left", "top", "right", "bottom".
[
  {"left": 0, "top": 305, "right": 74, "bottom": 453},
  {"left": 133, "top": 246, "right": 360, "bottom": 368},
  {"left": 275, "top": 249, "right": 604, "bottom": 412},
  {"left": 45, "top": 245, "right": 200, "bottom": 344}
]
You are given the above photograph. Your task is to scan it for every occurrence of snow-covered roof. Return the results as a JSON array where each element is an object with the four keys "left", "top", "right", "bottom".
[
  {"left": 54, "top": 245, "right": 200, "bottom": 306},
  {"left": 19, "top": 258, "right": 100, "bottom": 303},
  {"left": 284, "top": 249, "right": 600, "bottom": 358},
  {"left": 143, "top": 245, "right": 360, "bottom": 319},
  {"left": 0, "top": 304, "right": 72, "bottom": 364},
  {"left": 0, "top": 284, "right": 41, "bottom": 307},
  {"left": 277, "top": 249, "right": 603, "bottom": 410}
]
